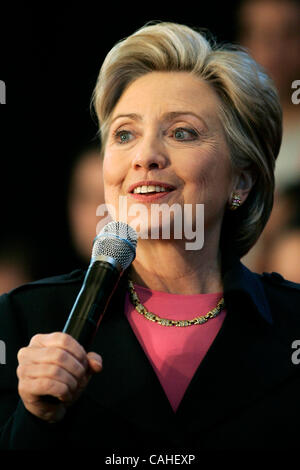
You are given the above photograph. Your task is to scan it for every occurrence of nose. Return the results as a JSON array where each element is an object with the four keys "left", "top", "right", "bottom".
[{"left": 131, "top": 132, "right": 169, "bottom": 171}]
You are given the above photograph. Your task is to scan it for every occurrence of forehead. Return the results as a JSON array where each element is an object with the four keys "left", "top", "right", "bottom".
[{"left": 111, "top": 71, "right": 222, "bottom": 126}]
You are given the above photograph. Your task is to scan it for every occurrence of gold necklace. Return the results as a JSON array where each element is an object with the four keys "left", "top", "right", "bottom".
[{"left": 127, "top": 279, "right": 225, "bottom": 327}]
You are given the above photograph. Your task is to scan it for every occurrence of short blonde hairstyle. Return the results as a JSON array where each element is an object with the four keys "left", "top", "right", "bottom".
[{"left": 91, "top": 21, "right": 282, "bottom": 259}]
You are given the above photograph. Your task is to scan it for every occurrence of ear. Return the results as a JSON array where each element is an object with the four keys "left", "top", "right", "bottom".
[{"left": 229, "top": 170, "right": 256, "bottom": 206}]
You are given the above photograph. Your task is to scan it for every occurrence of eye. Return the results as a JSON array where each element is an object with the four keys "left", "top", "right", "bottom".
[
  {"left": 172, "top": 127, "right": 198, "bottom": 141},
  {"left": 114, "top": 129, "right": 134, "bottom": 144}
]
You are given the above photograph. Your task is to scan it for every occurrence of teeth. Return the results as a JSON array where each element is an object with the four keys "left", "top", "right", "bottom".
[{"left": 133, "top": 185, "right": 171, "bottom": 194}]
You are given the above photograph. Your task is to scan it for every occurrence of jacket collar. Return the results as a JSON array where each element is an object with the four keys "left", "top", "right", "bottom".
[{"left": 222, "top": 256, "right": 273, "bottom": 325}]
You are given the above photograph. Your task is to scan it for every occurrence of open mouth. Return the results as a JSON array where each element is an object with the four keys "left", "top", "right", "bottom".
[{"left": 131, "top": 185, "right": 174, "bottom": 195}]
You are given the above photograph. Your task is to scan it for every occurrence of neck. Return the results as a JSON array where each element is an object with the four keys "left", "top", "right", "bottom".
[{"left": 129, "top": 236, "right": 223, "bottom": 295}]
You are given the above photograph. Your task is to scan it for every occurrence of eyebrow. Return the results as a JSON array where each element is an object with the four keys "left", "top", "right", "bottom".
[
  {"left": 110, "top": 113, "right": 142, "bottom": 125},
  {"left": 110, "top": 111, "right": 208, "bottom": 130}
]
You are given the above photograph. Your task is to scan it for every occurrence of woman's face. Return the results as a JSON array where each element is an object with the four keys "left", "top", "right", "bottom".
[{"left": 103, "top": 71, "right": 235, "bottom": 241}]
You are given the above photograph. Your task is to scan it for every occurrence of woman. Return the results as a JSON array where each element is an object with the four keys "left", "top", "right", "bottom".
[{"left": 1, "top": 22, "right": 300, "bottom": 451}]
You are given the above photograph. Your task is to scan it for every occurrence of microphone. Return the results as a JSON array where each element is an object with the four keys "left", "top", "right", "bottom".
[
  {"left": 63, "top": 221, "right": 137, "bottom": 348},
  {"left": 43, "top": 221, "right": 137, "bottom": 404}
]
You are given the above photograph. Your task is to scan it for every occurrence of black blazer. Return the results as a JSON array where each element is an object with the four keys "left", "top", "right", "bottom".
[{"left": 1, "top": 258, "right": 300, "bottom": 451}]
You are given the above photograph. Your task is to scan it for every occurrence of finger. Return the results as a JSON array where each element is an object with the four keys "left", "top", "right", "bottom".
[
  {"left": 29, "top": 333, "right": 88, "bottom": 366},
  {"left": 86, "top": 352, "right": 103, "bottom": 373},
  {"left": 75, "top": 353, "right": 103, "bottom": 394},
  {"left": 17, "top": 363, "right": 78, "bottom": 392},
  {"left": 19, "top": 377, "right": 73, "bottom": 403},
  {"left": 18, "top": 346, "right": 87, "bottom": 382}
]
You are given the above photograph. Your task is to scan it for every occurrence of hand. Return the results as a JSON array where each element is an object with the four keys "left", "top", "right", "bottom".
[{"left": 17, "top": 332, "right": 102, "bottom": 423}]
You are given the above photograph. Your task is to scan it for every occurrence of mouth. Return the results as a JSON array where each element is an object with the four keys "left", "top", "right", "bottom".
[{"left": 128, "top": 181, "right": 176, "bottom": 196}]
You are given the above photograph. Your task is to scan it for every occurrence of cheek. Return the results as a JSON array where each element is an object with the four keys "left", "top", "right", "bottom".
[
  {"left": 103, "top": 152, "right": 119, "bottom": 186},
  {"left": 182, "top": 150, "right": 232, "bottom": 201},
  {"left": 181, "top": 156, "right": 217, "bottom": 191},
  {"left": 103, "top": 154, "right": 124, "bottom": 212}
]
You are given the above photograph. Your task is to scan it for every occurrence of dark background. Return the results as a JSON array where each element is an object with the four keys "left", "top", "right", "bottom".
[{"left": 0, "top": 2, "right": 242, "bottom": 279}]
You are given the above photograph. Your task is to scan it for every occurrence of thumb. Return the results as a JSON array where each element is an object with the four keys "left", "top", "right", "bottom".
[{"left": 86, "top": 352, "right": 103, "bottom": 373}]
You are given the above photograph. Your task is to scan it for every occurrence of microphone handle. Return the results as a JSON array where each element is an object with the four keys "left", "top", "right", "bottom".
[
  {"left": 42, "top": 259, "right": 121, "bottom": 405},
  {"left": 62, "top": 259, "right": 121, "bottom": 347}
]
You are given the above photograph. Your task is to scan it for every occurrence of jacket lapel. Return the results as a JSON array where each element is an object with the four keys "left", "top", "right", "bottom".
[
  {"left": 176, "top": 264, "right": 297, "bottom": 437},
  {"left": 85, "top": 274, "right": 177, "bottom": 436}
]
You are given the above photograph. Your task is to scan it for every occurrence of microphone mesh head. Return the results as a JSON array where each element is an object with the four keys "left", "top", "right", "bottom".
[{"left": 92, "top": 222, "right": 137, "bottom": 271}]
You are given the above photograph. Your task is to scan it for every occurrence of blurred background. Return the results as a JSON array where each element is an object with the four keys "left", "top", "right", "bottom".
[{"left": 0, "top": 0, "right": 299, "bottom": 293}]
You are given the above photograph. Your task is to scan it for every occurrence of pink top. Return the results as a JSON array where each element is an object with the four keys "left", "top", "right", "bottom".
[{"left": 124, "top": 284, "right": 227, "bottom": 412}]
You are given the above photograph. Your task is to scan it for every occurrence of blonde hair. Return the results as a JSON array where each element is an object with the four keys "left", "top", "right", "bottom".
[{"left": 91, "top": 21, "right": 282, "bottom": 258}]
